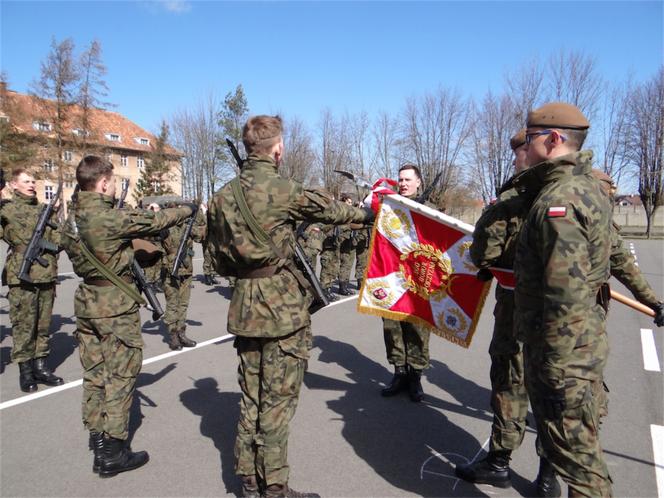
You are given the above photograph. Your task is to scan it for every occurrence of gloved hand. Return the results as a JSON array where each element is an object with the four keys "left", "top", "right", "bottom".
[
  {"left": 540, "top": 383, "right": 566, "bottom": 420},
  {"left": 476, "top": 268, "right": 494, "bottom": 282},
  {"left": 653, "top": 302, "right": 664, "bottom": 327}
]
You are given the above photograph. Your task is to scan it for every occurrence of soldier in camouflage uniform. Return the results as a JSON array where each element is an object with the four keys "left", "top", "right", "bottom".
[
  {"left": 1, "top": 168, "right": 64, "bottom": 393},
  {"left": 201, "top": 202, "right": 219, "bottom": 286},
  {"left": 457, "top": 130, "right": 561, "bottom": 495},
  {"left": 353, "top": 222, "right": 371, "bottom": 290},
  {"left": 381, "top": 164, "right": 431, "bottom": 403},
  {"left": 318, "top": 222, "right": 340, "bottom": 297},
  {"left": 513, "top": 103, "right": 613, "bottom": 497},
  {"left": 337, "top": 194, "right": 357, "bottom": 296},
  {"left": 207, "top": 115, "right": 373, "bottom": 498},
  {"left": 61, "top": 156, "right": 194, "bottom": 477},
  {"left": 162, "top": 207, "right": 206, "bottom": 350},
  {"left": 297, "top": 222, "right": 325, "bottom": 268}
]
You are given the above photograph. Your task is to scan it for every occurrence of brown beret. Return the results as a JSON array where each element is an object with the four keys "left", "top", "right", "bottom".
[
  {"left": 591, "top": 168, "right": 615, "bottom": 197},
  {"left": 510, "top": 128, "right": 527, "bottom": 151},
  {"left": 527, "top": 102, "right": 590, "bottom": 130}
]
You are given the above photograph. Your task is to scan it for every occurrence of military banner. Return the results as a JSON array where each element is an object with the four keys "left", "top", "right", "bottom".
[{"left": 357, "top": 194, "right": 491, "bottom": 348}]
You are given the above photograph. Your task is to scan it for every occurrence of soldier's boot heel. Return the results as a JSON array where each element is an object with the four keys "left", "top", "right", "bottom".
[
  {"left": 535, "top": 457, "right": 561, "bottom": 497},
  {"left": 240, "top": 475, "right": 261, "bottom": 498},
  {"left": 32, "top": 357, "right": 64, "bottom": 386},
  {"left": 177, "top": 328, "right": 197, "bottom": 348},
  {"left": 90, "top": 431, "right": 104, "bottom": 473},
  {"left": 324, "top": 287, "right": 338, "bottom": 302},
  {"left": 381, "top": 366, "right": 408, "bottom": 397},
  {"left": 18, "top": 360, "right": 38, "bottom": 393},
  {"left": 209, "top": 275, "right": 219, "bottom": 285},
  {"left": 264, "top": 483, "right": 320, "bottom": 498},
  {"left": 408, "top": 367, "right": 424, "bottom": 402},
  {"left": 168, "top": 331, "right": 182, "bottom": 351},
  {"left": 454, "top": 450, "right": 512, "bottom": 488},
  {"left": 98, "top": 436, "right": 149, "bottom": 478},
  {"left": 338, "top": 281, "right": 353, "bottom": 296},
  {"left": 203, "top": 274, "right": 212, "bottom": 286}
]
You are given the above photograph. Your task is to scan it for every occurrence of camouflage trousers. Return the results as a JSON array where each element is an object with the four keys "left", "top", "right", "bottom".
[
  {"left": 339, "top": 245, "right": 356, "bottom": 283},
  {"left": 76, "top": 311, "right": 143, "bottom": 440},
  {"left": 354, "top": 233, "right": 369, "bottom": 284},
  {"left": 488, "top": 287, "right": 528, "bottom": 453},
  {"left": 234, "top": 326, "right": 309, "bottom": 486},
  {"left": 383, "top": 318, "right": 430, "bottom": 370},
  {"left": 164, "top": 274, "right": 192, "bottom": 333},
  {"left": 203, "top": 243, "right": 215, "bottom": 276},
  {"left": 319, "top": 246, "right": 340, "bottom": 288},
  {"left": 7, "top": 283, "right": 55, "bottom": 363},
  {"left": 143, "top": 259, "right": 164, "bottom": 286},
  {"left": 524, "top": 323, "right": 611, "bottom": 497}
]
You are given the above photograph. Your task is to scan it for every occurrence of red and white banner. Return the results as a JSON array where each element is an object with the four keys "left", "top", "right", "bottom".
[{"left": 357, "top": 194, "right": 491, "bottom": 348}]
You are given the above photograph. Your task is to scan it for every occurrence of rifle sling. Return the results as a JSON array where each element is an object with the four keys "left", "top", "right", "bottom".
[
  {"left": 78, "top": 239, "right": 146, "bottom": 306},
  {"left": 229, "top": 177, "right": 309, "bottom": 290}
]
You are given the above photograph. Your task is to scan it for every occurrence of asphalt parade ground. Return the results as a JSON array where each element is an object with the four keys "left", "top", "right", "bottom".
[{"left": 1, "top": 239, "right": 663, "bottom": 497}]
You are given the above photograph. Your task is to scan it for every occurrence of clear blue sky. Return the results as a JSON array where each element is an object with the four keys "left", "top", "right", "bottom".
[{"left": 1, "top": 1, "right": 662, "bottom": 135}]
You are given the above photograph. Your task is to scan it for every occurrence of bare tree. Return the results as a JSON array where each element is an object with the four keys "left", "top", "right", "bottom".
[
  {"left": 504, "top": 56, "right": 545, "bottom": 123},
  {"left": 625, "top": 68, "right": 664, "bottom": 238},
  {"left": 467, "top": 91, "right": 521, "bottom": 203},
  {"left": 317, "top": 109, "right": 351, "bottom": 196},
  {"left": 401, "top": 86, "right": 472, "bottom": 202},
  {"left": 597, "top": 80, "right": 632, "bottom": 187},
  {"left": 372, "top": 110, "right": 400, "bottom": 180},
  {"left": 76, "top": 39, "right": 111, "bottom": 153},
  {"left": 281, "top": 115, "right": 316, "bottom": 184},
  {"left": 30, "top": 37, "right": 79, "bottom": 183}
]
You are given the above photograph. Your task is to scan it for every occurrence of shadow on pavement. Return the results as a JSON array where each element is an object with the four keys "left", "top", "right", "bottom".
[
  {"left": 128, "top": 363, "right": 178, "bottom": 445},
  {"left": 180, "top": 377, "right": 241, "bottom": 496},
  {"left": 310, "top": 335, "right": 495, "bottom": 497}
]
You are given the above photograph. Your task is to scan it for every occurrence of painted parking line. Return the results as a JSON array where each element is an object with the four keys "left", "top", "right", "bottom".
[
  {"left": 641, "top": 328, "right": 661, "bottom": 372},
  {"left": 652, "top": 425, "right": 664, "bottom": 498},
  {"left": 0, "top": 333, "right": 234, "bottom": 412}
]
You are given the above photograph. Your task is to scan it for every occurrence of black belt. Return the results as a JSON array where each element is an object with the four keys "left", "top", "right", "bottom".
[
  {"left": 84, "top": 275, "right": 134, "bottom": 286},
  {"left": 236, "top": 265, "right": 281, "bottom": 279}
]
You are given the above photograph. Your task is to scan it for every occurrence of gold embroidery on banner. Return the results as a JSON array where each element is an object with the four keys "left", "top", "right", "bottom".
[
  {"left": 398, "top": 243, "right": 453, "bottom": 300},
  {"left": 437, "top": 307, "right": 469, "bottom": 339},
  {"left": 457, "top": 239, "right": 476, "bottom": 273},
  {"left": 380, "top": 207, "right": 412, "bottom": 241},
  {"left": 365, "top": 279, "right": 393, "bottom": 307}
]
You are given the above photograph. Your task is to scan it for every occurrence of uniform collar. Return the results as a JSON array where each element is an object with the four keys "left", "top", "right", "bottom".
[
  {"left": 514, "top": 150, "right": 593, "bottom": 193},
  {"left": 245, "top": 155, "right": 278, "bottom": 171},
  {"left": 76, "top": 191, "right": 115, "bottom": 210},
  {"left": 13, "top": 191, "right": 38, "bottom": 205}
]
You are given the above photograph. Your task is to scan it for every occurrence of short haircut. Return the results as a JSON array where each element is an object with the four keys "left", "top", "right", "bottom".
[
  {"left": 398, "top": 163, "right": 422, "bottom": 181},
  {"left": 76, "top": 155, "right": 114, "bottom": 191},
  {"left": 11, "top": 167, "right": 30, "bottom": 180},
  {"left": 242, "top": 115, "right": 283, "bottom": 156},
  {"left": 561, "top": 128, "right": 588, "bottom": 151}
]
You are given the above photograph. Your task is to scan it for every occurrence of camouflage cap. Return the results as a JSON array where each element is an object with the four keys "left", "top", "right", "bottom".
[
  {"left": 510, "top": 128, "right": 527, "bottom": 151},
  {"left": 527, "top": 102, "right": 590, "bottom": 130}
]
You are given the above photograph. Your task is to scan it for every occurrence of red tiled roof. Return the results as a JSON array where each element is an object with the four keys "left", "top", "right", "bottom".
[{"left": 1, "top": 89, "right": 181, "bottom": 156}]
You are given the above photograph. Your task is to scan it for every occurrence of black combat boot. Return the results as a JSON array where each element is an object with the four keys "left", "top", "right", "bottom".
[
  {"left": 263, "top": 483, "right": 320, "bottom": 498},
  {"left": 208, "top": 275, "right": 218, "bottom": 285},
  {"left": 408, "top": 366, "right": 424, "bottom": 402},
  {"left": 168, "top": 330, "right": 182, "bottom": 351},
  {"left": 324, "top": 287, "right": 338, "bottom": 302},
  {"left": 203, "top": 274, "right": 211, "bottom": 285},
  {"left": 177, "top": 327, "right": 197, "bottom": 348},
  {"left": 18, "top": 360, "right": 38, "bottom": 393},
  {"left": 240, "top": 475, "right": 261, "bottom": 498},
  {"left": 455, "top": 450, "right": 512, "bottom": 488},
  {"left": 33, "top": 357, "right": 64, "bottom": 386},
  {"left": 338, "top": 281, "right": 353, "bottom": 296},
  {"left": 90, "top": 431, "right": 105, "bottom": 473},
  {"left": 535, "top": 457, "right": 561, "bottom": 497},
  {"left": 381, "top": 365, "right": 408, "bottom": 396},
  {"left": 98, "top": 436, "right": 149, "bottom": 477}
]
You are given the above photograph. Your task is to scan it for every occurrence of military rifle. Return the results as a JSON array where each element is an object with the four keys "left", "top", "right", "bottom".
[
  {"left": 415, "top": 170, "right": 443, "bottom": 204},
  {"left": 115, "top": 180, "right": 164, "bottom": 320},
  {"left": 18, "top": 181, "right": 63, "bottom": 283},
  {"left": 226, "top": 139, "right": 330, "bottom": 313},
  {"left": 171, "top": 202, "right": 199, "bottom": 278}
]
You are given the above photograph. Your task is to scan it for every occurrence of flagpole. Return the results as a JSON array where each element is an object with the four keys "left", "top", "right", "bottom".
[{"left": 610, "top": 289, "right": 655, "bottom": 317}]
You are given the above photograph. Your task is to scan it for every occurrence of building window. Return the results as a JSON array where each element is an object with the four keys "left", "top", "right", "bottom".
[
  {"left": 151, "top": 179, "right": 161, "bottom": 191},
  {"left": 105, "top": 133, "right": 121, "bottom": 142},
  {"left": 64, "top": 174, "right": 74, "bottom": 188},
  {"left": 44, "top": 185, "right": 54, "bottom": 200},
  {"left": 34, "top": 121, "right": 52, "bottom": 132},
  {"left": 121, "top": 178, "right": 130, "bottom": 190},
  {"left": 63, "top": 150, "right": 73, "bottom": 162},
  {"left": 72, "top": 128, "right": 89, "bottom": 137},
  {"left": 43, "top": 159, "right": 54, "bottom": 172},
  {"left": 0, "top": 116, "right": 9, "bottom": 123},
  {"left": 137, "top": 155, "right": 145, "bottom": 169},
  {"left": 135, "top": 137, "right": 150, "bottom": 146},
  {"left": 121, "top": 154, "right": 128, "bottom": 167}
]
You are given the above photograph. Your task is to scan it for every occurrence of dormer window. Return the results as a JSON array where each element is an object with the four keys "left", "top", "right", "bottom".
[
  {"left": 105, "top": 133, "right": 121, "bottom": 142},
  {"left": 135, "top": 137, "right": 150, "bottom": 146},
  {"left": 33, "top": 121, "right": 52, "bottom": 132},
  {"left": 72, "top": 128, "right": 89, "bottom": 137},
  {"left": 0, "top": 116, "right": 9, "bottom": 123}
]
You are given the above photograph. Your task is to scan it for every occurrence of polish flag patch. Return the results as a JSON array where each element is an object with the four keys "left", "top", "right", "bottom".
[{"left": 547, "top": 206, "right": 567, "bottom": 217}]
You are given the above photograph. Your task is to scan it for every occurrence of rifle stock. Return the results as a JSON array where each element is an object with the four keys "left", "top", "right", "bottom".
[
  {"left": 18, "top": 181, "right": 63, "bottom": 283},
  {"left": 171, "top": 203, "right": 199, "bottom": 278}
]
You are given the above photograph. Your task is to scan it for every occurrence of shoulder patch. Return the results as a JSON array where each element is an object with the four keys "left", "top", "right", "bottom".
[{"left": 547, "top": 206, "right": 567, "bottom": 218}]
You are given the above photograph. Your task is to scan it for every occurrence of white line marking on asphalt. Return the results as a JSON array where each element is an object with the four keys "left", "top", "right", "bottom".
[
  {"left": 420, "top": 437, "right": 490, "bottom": 491},
  {"left": 0, "top": 333, "right": 234, "bottom": 411},
  {"left": 641, "top": 328, "right": 661, "bottom": 372},
  {"left": 651, "top": 425, "right": 664, "bottom": 498}
]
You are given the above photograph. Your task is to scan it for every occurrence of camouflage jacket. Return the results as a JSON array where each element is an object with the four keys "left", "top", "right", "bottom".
[
  {"left": 513, "top": 150, "right": 612, "bottom": 390},
  {"left": 207, "top": 155, "right": 374, "bottom": 337},
  {"left": 61, "top": 191, "right": 192, "bottom": 319},
  {"left": 470, "top": 172, "right": 534, "bottom": 272},
  {"left": 1, "top": 191, "right": 60, "bottom": 285},
  {"left": 298, "top": 222, "right": 326, "bottom": 252},
  {"left": 610, "top": 223, "right": 661, "bottom": 308},
  {"left": 163, "top": 209, "right": 206, "bottom": 277}
]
